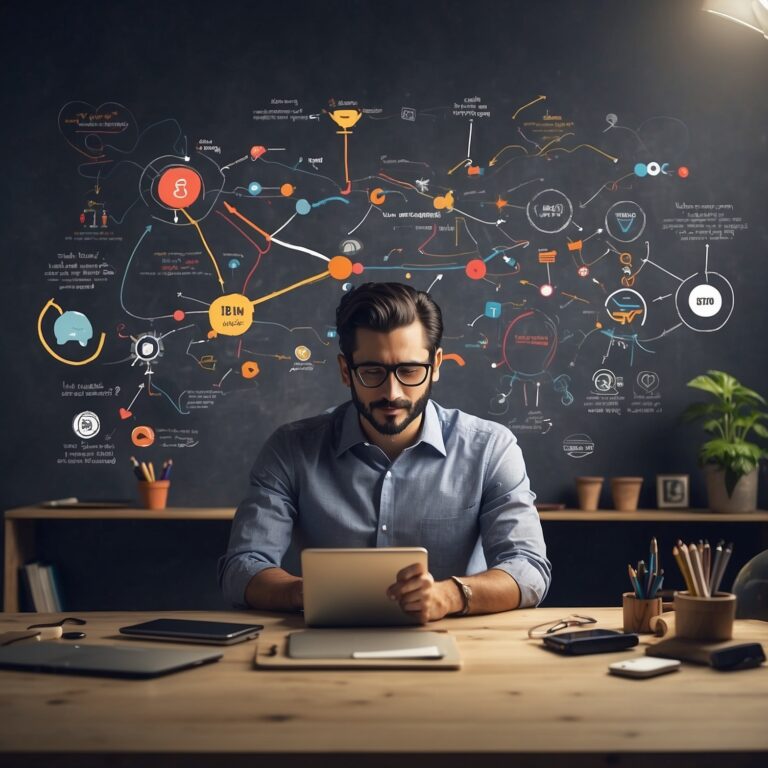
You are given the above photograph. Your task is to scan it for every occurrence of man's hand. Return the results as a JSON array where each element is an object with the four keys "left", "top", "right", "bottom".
[{"left": 386, "top": 562, "right": 461, "bottom": 624}]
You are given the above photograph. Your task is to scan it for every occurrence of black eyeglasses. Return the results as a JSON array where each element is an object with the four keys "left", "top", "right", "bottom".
[
  {"left": 527, "top": 614, "right": 597, "bottom": 639},
  {"left": 347, "top": 360, "right": 432, "bottom": 388}
]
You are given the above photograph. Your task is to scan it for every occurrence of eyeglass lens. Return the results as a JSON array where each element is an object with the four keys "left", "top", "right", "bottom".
[{"left": 356, "top": 364, "right": 429, "bottom": 387}]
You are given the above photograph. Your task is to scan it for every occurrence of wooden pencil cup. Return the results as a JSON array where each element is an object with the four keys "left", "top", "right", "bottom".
[
  {"left": 138, "top": 480, "right": 170, "bottom": 510},
  {"left": 674, "top": 591, "right": 736, "bottom": 641},
  {"left": 622, "top": 592, "right": 663, "bottom": 633}
]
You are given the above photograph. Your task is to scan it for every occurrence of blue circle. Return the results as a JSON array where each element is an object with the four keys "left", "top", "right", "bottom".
[
  {"left": 634, "top": 163, "right": 648, "bottom": 177},
  {"left": 228, "top": 259, "right": 240, "bottom": 269},
  {"left": 295, "top": 199, "right": 312, "bottom": 215},
  {"left": 248, "top": 181, "right": 262, "bottom": 196}
]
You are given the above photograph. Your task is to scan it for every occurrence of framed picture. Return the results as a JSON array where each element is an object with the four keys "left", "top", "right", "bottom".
[{"left": 656, "top": 474, "right": 690, "bottom": 509}]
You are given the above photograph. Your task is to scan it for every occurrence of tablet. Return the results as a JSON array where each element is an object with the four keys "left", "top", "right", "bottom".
[
  {"left": 301, "top": 547, "right": 428, "bottom": 627},
  {"left": 119, "top": 619, "right": 263, "bottom": 645}
]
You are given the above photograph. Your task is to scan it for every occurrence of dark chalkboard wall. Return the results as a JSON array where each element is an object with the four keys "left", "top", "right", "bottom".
[{"left": 2, "top": 0, "right": 767, "bottom": 608}]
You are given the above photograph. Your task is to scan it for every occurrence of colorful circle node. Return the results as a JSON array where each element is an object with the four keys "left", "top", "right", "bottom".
[
  {"left": 280, "top": 183, "right": 295, "bottom": 197},
  {"left": 296, "top": 199, "right": 311, "bottom": 215},
  {"left": 352, "top": 262, "right": 364, "bottom": 275},
  {"left": 248, "top": 181, "right": 262, "bottom": 196},
  {"left": 157, "top": 166, "right": 202, "bottom": 209},
  {"left": 466, "top": 259, "right": 487, "bottom": 280},
  {"left": 678, "top": 166, "right": 689, "bottom": 178},
  {"left": 634, "top": 163, "right": 648, "bottom": 177},
  {"left": 540, "top": 284, "right": 554, "bottom": 297},
  {"left": 173, "top": 310, "right": 185, "bottom": 322},
  {"left": 369, "top": 188, "right": 386, "bottom": 205},
  {"left": 328, "top": 255, "right": 354, "bottom": 280}
]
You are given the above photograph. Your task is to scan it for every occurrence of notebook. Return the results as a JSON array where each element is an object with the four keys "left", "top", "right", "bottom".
[
  {"left": 0, "top": 641, "right": 222, "bottom": 679},
  {"left": 301, "top": 547, "right": 428, "bottom": 627}
]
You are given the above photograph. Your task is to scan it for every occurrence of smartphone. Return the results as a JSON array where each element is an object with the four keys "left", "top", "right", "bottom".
[
  {"left": 119, "top": 619, "right": 264, "bottom": 646},
  {"left": 609, "top": 657, "right": 681, "bottom": 678},
  {"left": 542, "top": 628, "right": 639, "bottom": 655}
]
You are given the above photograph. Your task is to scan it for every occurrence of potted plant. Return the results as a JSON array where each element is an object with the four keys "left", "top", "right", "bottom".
[{"left": 682, "top": 370, "right": 767, "bottom": 512}]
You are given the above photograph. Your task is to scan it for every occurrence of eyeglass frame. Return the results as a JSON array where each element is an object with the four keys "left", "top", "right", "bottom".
[
  {"left": 526, "top": 614, "right": 597, "bottom": 639},
  {"left": 345, "top": 358, "right": 434, "bottom": 388}
]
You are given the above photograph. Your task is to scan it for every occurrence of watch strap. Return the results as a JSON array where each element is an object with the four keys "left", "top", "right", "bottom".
[{"left": 450, "top": 575, "right": 472, "bottom": 616}]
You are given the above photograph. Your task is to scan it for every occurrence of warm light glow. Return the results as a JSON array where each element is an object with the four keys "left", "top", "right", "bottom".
[{"left": 703, "top": 0, "right": 768, "bottom": 37}]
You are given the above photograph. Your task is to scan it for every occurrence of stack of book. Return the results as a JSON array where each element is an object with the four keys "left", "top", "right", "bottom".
[{"left": 20, "top": 562, "right": 63, "bottom": 612}]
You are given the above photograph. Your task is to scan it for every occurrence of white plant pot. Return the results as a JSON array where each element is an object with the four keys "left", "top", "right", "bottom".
[{"left": 704, "top": 465, "right": 758, "bottom": 513}]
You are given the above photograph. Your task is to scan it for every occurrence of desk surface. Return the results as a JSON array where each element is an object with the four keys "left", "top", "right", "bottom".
[{"left": 0, "top": 607, "right": 766, "bottom": 767}]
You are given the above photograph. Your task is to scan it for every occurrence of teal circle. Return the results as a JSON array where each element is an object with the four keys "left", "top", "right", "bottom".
[
  {"left": 296, "top": 199, "right": 312, "bottom": 215},
  {"left": 634, "top": 163, "right": 648, "bottom": 177},
  {"left": 248, "top": 181, "right": 262, "bottom": 196}
]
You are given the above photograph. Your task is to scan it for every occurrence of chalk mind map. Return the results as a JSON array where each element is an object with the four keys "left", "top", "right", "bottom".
[{"left": 39, "top": 96, "right": 740, "bottom": 455}]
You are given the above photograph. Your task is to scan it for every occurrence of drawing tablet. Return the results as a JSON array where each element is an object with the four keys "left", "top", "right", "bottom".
[
  {"left": 301, "top": 547, "right": 428, "bottom": 627},
  {"left": 0, "top": 641, "right": 222, "bottom": 679}
]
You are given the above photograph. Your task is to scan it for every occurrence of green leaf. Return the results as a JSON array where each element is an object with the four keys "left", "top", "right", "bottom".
[
  {"left": 753, "top": 423, "right": 768, "bottom": 439},
  {"left": 686, "top": 374, "right": 725, "bottom": 397}
]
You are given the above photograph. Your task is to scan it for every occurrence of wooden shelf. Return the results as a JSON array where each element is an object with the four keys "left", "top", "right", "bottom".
[{"left": 4, "top": 504, "right": 767, "bottom": 612}]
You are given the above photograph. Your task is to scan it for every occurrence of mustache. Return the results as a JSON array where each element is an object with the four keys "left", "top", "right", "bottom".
[{"left": 371, "top": 399, "right": 411, "bottom": 410}]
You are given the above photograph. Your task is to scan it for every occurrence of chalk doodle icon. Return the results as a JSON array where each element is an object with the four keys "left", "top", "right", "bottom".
[
  {"left": 157, "top": 166, "right": 203, "bottom": 209},
  {"left": 37, "top": 299, "right": 106, "bottom": 365}
]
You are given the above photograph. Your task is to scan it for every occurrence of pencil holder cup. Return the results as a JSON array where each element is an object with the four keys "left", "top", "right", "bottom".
[
  {"left": 611, "top": 477, "right": 643, "bottom": 511},
  {"left": 622, "top": 592, "right": 663, "bottom": 633},
  {"left": 138, "top": 480, "right": 170, "bottom": 510},
  {"left": 576, "top": 476, "right": 604, "bottom": 511},
  {"left": 674, "top": 591, "right": 736, "bottom": 641}
]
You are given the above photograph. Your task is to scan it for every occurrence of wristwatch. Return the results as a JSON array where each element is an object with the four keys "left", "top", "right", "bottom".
[{"left": 450, "top": 575, "right": 472, "bottom": 616}]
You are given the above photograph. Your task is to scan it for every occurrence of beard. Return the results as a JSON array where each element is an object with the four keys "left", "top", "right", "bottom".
[{"left": 350, "top": 380, "right": 432, "bottom": 436}]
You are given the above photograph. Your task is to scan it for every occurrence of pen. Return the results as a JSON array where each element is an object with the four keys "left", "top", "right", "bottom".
[
  {"left": 709, "top": 540, "right": 724, "bottom": 594},
  {"left": 712, "top": 542, "right": 733, "bottom": 594},
  {"left": 129, "top": 456, "right": 144, "bottom": 481},
  {"left": 702, "top": 540, "right": 711, "bottom": 589}
]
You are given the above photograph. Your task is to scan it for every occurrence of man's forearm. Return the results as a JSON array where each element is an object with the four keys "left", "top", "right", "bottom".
[
  {"left": 442, "top": 568, "right": 521, "bottom": 615},
  {"left": 244, "top": 567, "right": 303, "bottom": 612}
]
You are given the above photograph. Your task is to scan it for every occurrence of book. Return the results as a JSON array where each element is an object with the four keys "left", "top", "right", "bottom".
[
  {"left": 23, "top": 563, "right": 46, "bottom": 612},
  {"left": 41, "top": 564, "right": 63, "bottom": 612}
]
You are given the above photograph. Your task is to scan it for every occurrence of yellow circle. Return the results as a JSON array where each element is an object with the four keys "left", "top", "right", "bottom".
[
  {"left": 208, "top": 294, "right": 254, "bottom": 336},
  {"left": 295, "top": 346, "right": 311, "bottom": 362}
]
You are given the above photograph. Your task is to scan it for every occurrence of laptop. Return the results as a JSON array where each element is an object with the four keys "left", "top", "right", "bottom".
[
  {"left": 0, "top": 641, "right": 222, "bottom": 679},
  {"left": 301, "top": 547, "right": 428, "bottom": 627}
]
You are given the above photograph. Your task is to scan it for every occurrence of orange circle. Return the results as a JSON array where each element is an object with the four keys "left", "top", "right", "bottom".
[
  {"left": 466, "top": 259, "right": 487, "bottom": 280},
  {"left": 280, "top": 183, "right": 295, "bottom": 196},
  {"left": 328, "top": 255, "right": 354, "bottom": 280},
  {"left": 131, "top": 425, "right": 156, "bottom": 448},
  {"left": 157, "top": 166, "right": 202, "bottom": 209},
  {"left": 370, "top": 188, "right": 386, "bottom": 205}
]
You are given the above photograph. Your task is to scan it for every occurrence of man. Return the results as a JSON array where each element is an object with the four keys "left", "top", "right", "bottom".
[{"left": 219, "top": 282, "right": 551, "bottom": 622}]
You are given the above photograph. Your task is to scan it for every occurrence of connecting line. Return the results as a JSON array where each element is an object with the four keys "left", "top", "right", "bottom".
[{"left": 148, "top": 379, "right": 189, "bottom": 415}]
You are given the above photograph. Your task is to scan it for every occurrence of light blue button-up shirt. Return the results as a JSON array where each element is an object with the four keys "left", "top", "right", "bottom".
[{"left": 219, "top": 400, "right": 551, "bottom": 608}]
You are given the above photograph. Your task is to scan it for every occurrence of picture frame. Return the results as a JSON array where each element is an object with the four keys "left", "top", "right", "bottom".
[{"left": 656, "top": 474, "right": 690, "bottom": 509}]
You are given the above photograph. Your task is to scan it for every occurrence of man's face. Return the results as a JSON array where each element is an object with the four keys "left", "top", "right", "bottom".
[{"left": 338, "top": 321, "right": 442, "bottom": 437}]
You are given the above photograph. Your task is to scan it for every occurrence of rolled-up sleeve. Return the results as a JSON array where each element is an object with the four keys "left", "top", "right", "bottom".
[
  {"left": 217, "top": 427, "right": 298, "bottom": 607},
  {"left": 479, "top": 430, "right": 552, "bottom": 608}
]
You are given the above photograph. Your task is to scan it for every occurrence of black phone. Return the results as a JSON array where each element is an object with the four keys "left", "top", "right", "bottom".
[
  {"left": 542, "top": 628, "right": 639, "bottom": 655},
  {"left": 119, "top": 619, "right": 264, "bottom": 646}
]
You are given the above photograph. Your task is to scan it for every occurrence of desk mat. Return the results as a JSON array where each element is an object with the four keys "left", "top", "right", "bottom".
[{"left": 254, "top": 629, "right": 462, "bottom": 670}]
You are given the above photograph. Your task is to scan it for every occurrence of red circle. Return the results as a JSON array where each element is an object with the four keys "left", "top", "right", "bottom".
[
  {"left": 466, "top": 259, "right": 487, "bottom": 280},
  {"left": 157, "top": 166, "right": 202, "bottom": 209},
  {"left": 173, "top": 310, "right": 186, "bottom": 321},
  {"left": 352, "top": 262, "right": 364, "bottom": 275},
  {"left": 677, "top": 166, "right": 689, "bottom": 178}
]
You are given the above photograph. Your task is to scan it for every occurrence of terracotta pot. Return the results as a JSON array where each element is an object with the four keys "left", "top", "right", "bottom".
[
  {"left": 575, "top": 476, "right": 604, "bottom": 511},
  {"left": 704, "top": 466, "right": 758, "bottom": 513},
  {"left": 610, "top": 476, "right": 643, "bottom": 511}
]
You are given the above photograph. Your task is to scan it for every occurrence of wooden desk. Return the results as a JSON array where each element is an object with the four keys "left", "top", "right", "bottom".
[
  {"left": 5, "top": 505, "right": 768, "bottom": 611},
  {"left": 0, "top": 607, "right": 766, "bottom": 767}
]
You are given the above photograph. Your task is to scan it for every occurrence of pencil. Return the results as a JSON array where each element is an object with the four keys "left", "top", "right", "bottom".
[
  {"left": 139, "top": 461, "right": 152, "bottom": 483},
  {"left": 674, "top": 542, "right": 696, "bottom": 595},
  {"left": 148, "top": 462, "right": 156, "bottom": 482},
  {"left": 628, "top": 564, "right": 643, "bottom": 598},
  {"left": 689, "top": 543, "right": 710, "bottom": 597}
]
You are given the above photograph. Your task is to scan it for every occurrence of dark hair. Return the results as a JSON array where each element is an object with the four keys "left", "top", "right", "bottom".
[{"left": 335, "top": 282, "right": 443, "bottom": 360}]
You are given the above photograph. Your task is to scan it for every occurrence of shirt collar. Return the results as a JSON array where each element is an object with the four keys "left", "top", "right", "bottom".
[{"left": 334, "top": 399, "right": 447, "bottom": 458}]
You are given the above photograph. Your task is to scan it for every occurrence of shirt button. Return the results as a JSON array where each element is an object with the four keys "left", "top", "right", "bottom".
[
  {"left": 381, "top": 524, "right": 388, "bottom": 532},
  {"left": 385, "top": 470, "right": 392, "bottom": 478}
]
